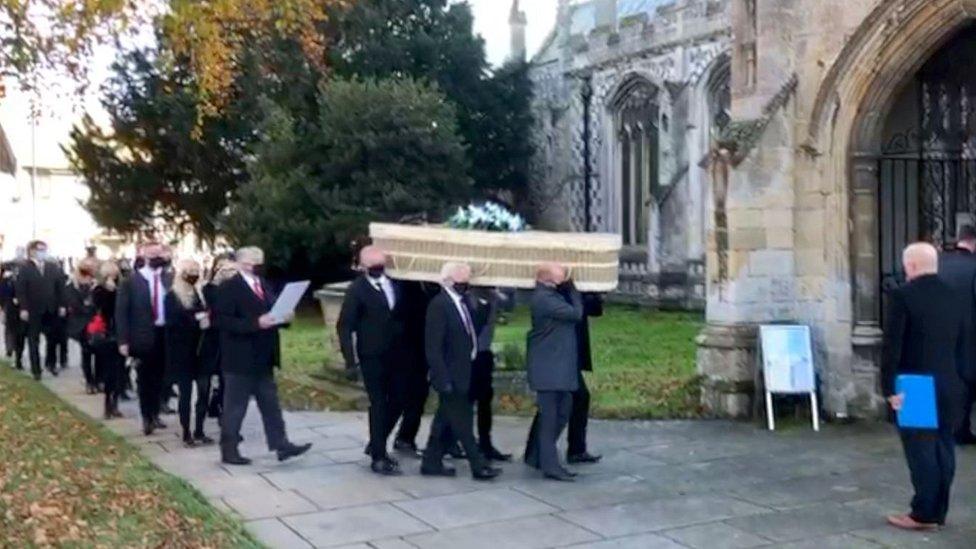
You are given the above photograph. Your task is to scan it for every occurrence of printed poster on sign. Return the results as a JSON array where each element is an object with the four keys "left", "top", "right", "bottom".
[{"left": 760, "top": 325, "right": 815, "bottom": 394}]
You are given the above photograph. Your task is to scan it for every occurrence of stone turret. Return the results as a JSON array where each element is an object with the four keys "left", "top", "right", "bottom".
[{"left": 509, "top": 0, "right": 528, "bottom": 62}]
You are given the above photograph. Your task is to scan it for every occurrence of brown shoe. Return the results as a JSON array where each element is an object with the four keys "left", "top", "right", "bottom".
[{"left": 886, "top": 514, "right": 939, "bottom": 531}]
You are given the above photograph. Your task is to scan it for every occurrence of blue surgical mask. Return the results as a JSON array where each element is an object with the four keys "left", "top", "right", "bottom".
[{"left": 34, "top": 250, "right": 48, "bottom": 262}]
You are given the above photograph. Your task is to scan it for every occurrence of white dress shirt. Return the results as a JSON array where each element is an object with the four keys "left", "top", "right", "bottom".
[
  {"left": 241, "top": 271, "right": 265, "bottom": 300},
  {"left": 369, "top": 275, "right": 396, "bottom": 310},
  {"left": 139, "top": 266, "right": 166, "bottom": 327},
  {"left": 445, "top": 287, "right": 478, "bottom": 360}
]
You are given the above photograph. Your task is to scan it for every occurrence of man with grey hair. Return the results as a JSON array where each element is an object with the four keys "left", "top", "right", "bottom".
[
  {"left": 882, "top": 242, "right": 966, "bottom": 530},
  {"left": 420, "top": 262, "right": 501, "bottom": 480},
  {"left": 215, "top": 246, "right": 311, "bottom": 465}
]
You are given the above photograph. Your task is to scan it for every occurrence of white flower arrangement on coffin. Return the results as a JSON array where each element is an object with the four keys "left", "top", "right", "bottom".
[{"left": 447, "top": 201, "right": 528, "bottom": 232}]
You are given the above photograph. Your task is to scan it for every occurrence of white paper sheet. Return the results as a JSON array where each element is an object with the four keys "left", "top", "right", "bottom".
[{"left": 269, "top": 280, "right": 311, "bottom": 324}]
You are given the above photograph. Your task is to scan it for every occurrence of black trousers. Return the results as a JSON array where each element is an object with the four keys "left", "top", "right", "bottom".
[
  {"left": 956, "top": 382, "right": 975, "bottom": 440},
  {"left": 26, "top": 311, "right": 58, "bottom": 376},
  {"left": 75, "top": 337, "right": 95, "bottom": 386},
  {"left": 361, "top": 355, "right": 405, "bottom": 460},
  {"left": 220, "top": 372, "right": 288, "bottom": 452},
  {"left": 96, "top": 343, "right": 125, "bottom": 414},
  {"left": 525, "top": 371, "right": 591, "bottom": 460},
  {"left": 900, "top": 429, "right": 956, "bottom": 524},
  {"left": 177, "top": 372, "right": 212, "bottom": 435},
  {"left": 535, "top": 391, "right": 573, "bottom": 475},
  {"left": 422, "top": 391, "right": 487, "bottom": 474},
  {"left": 4, "top": 315, "right": 24, "bottom": 366},
  {"left": 52, "top": 317, "right": 68, "bottom": 368},
  {"left": 394, "top": 356, "right": 430, "bottom": 446},
  {"left": 134, "top": 328, "right": 166, "bottom": 422}
]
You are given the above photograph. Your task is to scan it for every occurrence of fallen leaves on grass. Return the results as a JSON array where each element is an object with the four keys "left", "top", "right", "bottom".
[{"left": 0, "top": 366, "right": 259, "bottom": 548}]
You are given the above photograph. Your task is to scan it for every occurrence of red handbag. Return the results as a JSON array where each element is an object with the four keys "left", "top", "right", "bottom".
[{"left": 85, "top": 314, "right": 107, "bottom": 337}]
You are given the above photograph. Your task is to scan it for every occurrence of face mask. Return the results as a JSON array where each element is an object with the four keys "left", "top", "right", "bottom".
[
  {"left": 453, "top": 282, "right": 470, "bottom": 295},
  {"left": 367, "top": 266, "right": 385, "bottom": 279},
  {"left": 79, "top": 269, "right": 93, "bottom": 278},
  {"left": 184, "top": 274, "right": 200, "bottom": 285},
  {"left": 133, "top": 257, "right": 145, "bottom": 269},
  {"left": 148, "top": 257, "right": 166, "bottom": 270},
  {"left": 252, "top": 265, "right": 266, "bottom": 277},
  {"left": 34, "top": 250, "right": 48, "bottom": 262}
]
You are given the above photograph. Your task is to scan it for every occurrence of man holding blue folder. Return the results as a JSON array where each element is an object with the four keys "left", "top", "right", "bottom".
[{"left": 882, "top": 242, "right": 967, "bottom": 531}]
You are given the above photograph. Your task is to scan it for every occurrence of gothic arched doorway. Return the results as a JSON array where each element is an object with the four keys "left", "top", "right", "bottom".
[{"left": 878, "top": 24, "right": 976, "bottom": 299}]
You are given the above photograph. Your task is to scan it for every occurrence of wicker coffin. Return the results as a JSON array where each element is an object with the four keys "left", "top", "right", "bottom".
[{"left": 369, "top": 223, "right": 621, "bottom": 292}]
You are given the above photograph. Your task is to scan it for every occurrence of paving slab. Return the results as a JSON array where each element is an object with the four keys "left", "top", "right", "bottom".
[
  {"left": 563, "top": 532, "right": 687, "bottom": 549},
  {"left": 660, "top": 522, "right": 770, "bottom": 548},
  {"left": 559, "top": 494, "right": 769, "bottom": 537},
  {"left": 282, "top": 503, "right": 433, "bottom": 547},
  {"left": 405, "top": 515, "right": 599, "bottom": 549},
  {"left": 393, "top": 488, "right": 557, "bottom": 530},
  {"left": 224, "top": 487, "right": 319, "bottom": 520},
  {"left": 723, "top": 501, "right": 881, "bottom": 543},
  {"left": 247, "top": 518, "right": 314, "bottom": 548}
]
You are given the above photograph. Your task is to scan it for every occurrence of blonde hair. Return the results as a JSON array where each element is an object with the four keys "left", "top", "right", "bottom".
[{"left": 172, "top": 259, "right": 202, "bottom": 309}]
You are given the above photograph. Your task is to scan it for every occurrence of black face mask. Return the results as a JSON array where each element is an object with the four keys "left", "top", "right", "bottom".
[
  {"left": 252, "top": 265, "right": 266, "bottom": 277},
  {"left": 148, "top": 257, "right": 166, "bottom": 270},
  {"left": 133, "top": 257, "right": 145, "bottom": 269},
  {"left": 367, "top": 266, "right": 385, "bottom": 279},
  {"left": 453, "top": 282, "right": 470, "bottom": 295},
  {"left": 184, "top": 274, "right": 200, "bottom": 285}
]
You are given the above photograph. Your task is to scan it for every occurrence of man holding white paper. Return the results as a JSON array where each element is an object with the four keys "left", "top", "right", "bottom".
[
  {"left": 881, "top": 242, "right": 967, "bottom": 531},
  {"left": 215, "top": 246, "right": 311, "bottom": 465}
]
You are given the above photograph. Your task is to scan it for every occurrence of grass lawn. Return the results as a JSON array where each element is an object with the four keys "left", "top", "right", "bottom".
[
  {"left": 492, "top": 305, "right": 705, "bottom": 419},
  {"left": 0, "top": 365, "right": 261, "bottom": 548},
  {"left": 281, "top": 304, "right": 705, "bottom": 419}
]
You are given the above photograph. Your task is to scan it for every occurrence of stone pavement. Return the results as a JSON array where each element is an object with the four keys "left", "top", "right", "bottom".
[{"left": 27, "top": 359, "right": 976, "bottom": 548}]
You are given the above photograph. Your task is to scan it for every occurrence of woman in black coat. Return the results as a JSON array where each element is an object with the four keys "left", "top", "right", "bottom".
[
  {"left": 92, "top": 262, "right": 124, "bottom": 419},
  {"left": 202, "top": 253, "right": 236, "bottom": 418},
  {"left": 65, "top": 260, "right": 98, "bottom": 393},
  {"left": 165, "top": 259, "right": 214, "bottom": 446}
]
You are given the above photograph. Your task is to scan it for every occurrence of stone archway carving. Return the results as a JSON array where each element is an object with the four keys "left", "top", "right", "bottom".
[{"left": 803, "top": 0, "right": 976, "bottom": 406}]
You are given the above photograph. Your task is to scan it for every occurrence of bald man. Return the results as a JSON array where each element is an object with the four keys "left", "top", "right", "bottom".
[
  {"left": 882, "top": 242, "right": 967, "bottom": 531},
  {"left": 337, "top": 246, "right": 408, "bottom": 476}
]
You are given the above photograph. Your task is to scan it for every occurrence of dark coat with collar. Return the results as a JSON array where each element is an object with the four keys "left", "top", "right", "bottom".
[
  {"left": 424, "top": 289, "right": 475, "bottom": 394},
  {"left": 214, "top": 273, "right": 282, "bottom": 376},
  {"left": 15, "top": 259, "right": 65, "bottom": 317},
  {"left": 64, "top": 281, "right": 96, "bottom": 340},
  {"left": 336, "top": 275, "right": 406, "bottom": 370},
  {"left": 527, "top": 283, "right": 583, "bottom": 392},
  {"left": 938, "top": 248, "right": 976, "bottom": 382},
  {"left": 115, "top": 269, "right": 173, "bottom": 355},
  {"left": 882, "top": 274, "right": 967, "bottom": 433},
  {"left": 165, "top": 290, "right": 206, "bottom": 377}
]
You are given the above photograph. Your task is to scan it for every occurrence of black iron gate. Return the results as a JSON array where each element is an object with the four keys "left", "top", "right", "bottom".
[{"left": 879, "top": 78, "right": 976, "bottom": 293}]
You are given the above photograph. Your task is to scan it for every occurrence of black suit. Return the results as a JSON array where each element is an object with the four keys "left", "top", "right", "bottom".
[
  {"left": 394, "top": 281, "right": 438, "bottom": 446},
  {"left": 421, "top": 289, "right": 488, "bottom": 474},
  {"left": 337, "top": 275, "right": 407, "bottom": 461},
  {"left": 938, "top": 249, "right": 976, "bottom": 440},
  {"left": 215, "top": 273, "right": 289, "bottom": 453},
  {"left": 882, "top": 274, "right": 967, "bottom": 525},
  {"left": 115, "top": 268, "right": 172, "bottom": 422},
  {"left": 15, "top": 260, "right": 66, "bottom": 377},
  {"left": 1, "top": 268, "right": 24, "bottom": 368}
]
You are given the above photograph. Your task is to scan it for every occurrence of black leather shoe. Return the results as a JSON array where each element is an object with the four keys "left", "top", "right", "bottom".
[
  {"left": 32, "top": 372, "right": 42, "bottom": 381},
  {"left": 47, "top": 367, "right": 58, "bottom": 377},
  {"left": 482, "top": 446, "right": 513, "bottom": 462},
  {"left": 222, "top": 449, "right": 252, "bottom": 466},
  {"left": 445, "top": 443, "right": 467, "bottom": 460},
  {"left": 559, "top": 467, "right": 578, "bottom": 478},
  {"left": 472, "top": 466, "right": 502, "bottom": 481},
  {"left": 371, "top": 458, "right": 402, "bottom": 476},
  {"left": 420, "top": 465, "right": 457, "bottom": 477},
  {"left": 523, "top": 452, "right": 540, "bottom": 469},
  {"left": 394, "top": 440, "right": 423, "bottom": 458},
  {"left": 193, "top": 432, "right": 215, "bottom": 445},
  {"left": 278, "top": 442, "right": 313, "bottom": 462},
  {"left": 142, "top": 420, "right": 155, "bottom": 436},
  {"left": 544, "top": 471, "right": 576, "bottom": 482},
  {"left": 567, "top": 452, "right": 602, "bottom": 464}
]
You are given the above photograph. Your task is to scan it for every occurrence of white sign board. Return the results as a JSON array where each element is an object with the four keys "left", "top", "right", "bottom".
[{"left": 758, "top": 325, "right": 819, "bottom": 431}]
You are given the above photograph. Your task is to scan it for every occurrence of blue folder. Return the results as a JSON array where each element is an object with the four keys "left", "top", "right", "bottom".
[{"left": 896, "top": 374, "right": 938, "bottom": 429}]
